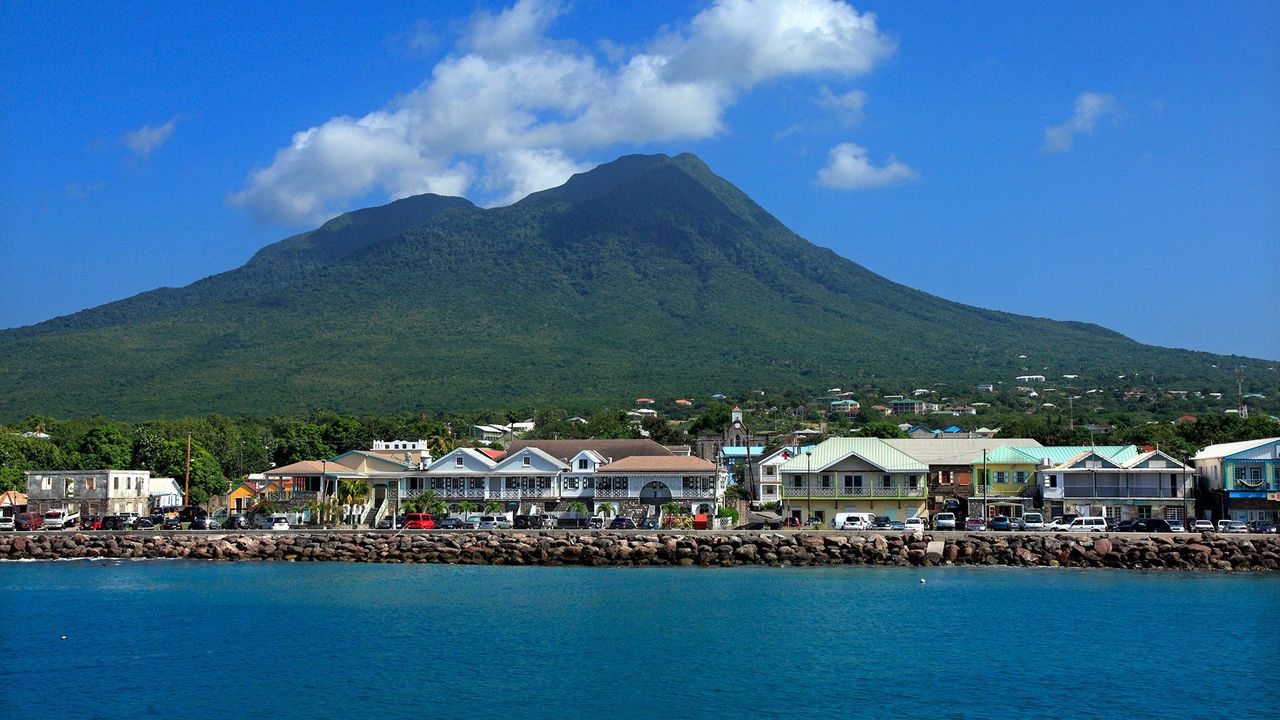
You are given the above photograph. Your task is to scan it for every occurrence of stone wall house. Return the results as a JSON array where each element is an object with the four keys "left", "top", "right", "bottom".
[{"left": 25, "top": 469, "right": 150, "bottom": 518}]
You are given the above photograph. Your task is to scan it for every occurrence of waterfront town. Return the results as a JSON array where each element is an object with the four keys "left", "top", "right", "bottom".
[{"left": 8, "top": 404, "right": 1279, "bottom": 534}]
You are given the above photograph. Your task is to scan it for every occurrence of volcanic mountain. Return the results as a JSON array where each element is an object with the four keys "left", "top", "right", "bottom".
[{"left": 0, "top": 153, "right": 1257, "bottom": 419}]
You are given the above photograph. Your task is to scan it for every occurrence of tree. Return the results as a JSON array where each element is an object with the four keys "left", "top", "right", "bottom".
[
  {"left": 338, "top": 478, "right": 370, "bottom": 528},
  {"left": 661, "top": 500, "right": 681, "bottom": 517},
  {"left": 567, "top": 501, "right": 588, "bottom": 516},
  {"left": 597, "top": 503, "right": 614, "bottom": 519},
  {"left": 483, "top": 499, "right": 504, "bottom": 514},
  {"left": 688, "top": 402, "right": 732, "bottom": 435},
  {"left": 273, "top": 423, "right": 333, "bottom": 467},
  {"left": 858, "top": 421, "right": 909, "bottom": 439},
  {"left": 459, "top": 500, "right": 478, "bottom": 518},
  {"left": 76, "top": 426, "right": 133, "bottom": 469}
]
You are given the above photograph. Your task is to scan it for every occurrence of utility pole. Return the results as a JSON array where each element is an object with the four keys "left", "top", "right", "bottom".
[{"left": 183, "top": 432, "right": 192, "bottom": 507}]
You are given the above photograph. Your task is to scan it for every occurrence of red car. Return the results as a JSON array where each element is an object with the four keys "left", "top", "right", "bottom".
[
  {"left": 782, "top": 516, "right": 802, "bottom": 528},
  {"left": 403, "top": 512, "right": 436, "bottom": 530},
  {"left": 14, "top": 512, "right": 44, "bottom": 531}
]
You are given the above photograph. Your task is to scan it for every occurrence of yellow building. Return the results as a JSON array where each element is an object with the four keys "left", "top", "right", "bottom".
[{"left": 777, "top": 438, "right": 929, "bottom": 525}]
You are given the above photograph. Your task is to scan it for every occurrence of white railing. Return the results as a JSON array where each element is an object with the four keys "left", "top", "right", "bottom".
[{"left": 596, "top": 488, "right": 629, "bottom": 498}]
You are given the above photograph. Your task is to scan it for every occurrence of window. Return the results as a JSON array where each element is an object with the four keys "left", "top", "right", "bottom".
[
  {"left": 86, "top": 478, "right": 96, "bottom": 491},
  {"left": 1164, "top": 507, "right": 1185, "bottom": 521},
  {"left": 1137, "top": 506, "right": 1153, "bottom": 519},
  {"left": 881, "top": 475, "right": 891, "bottom": 488},
  {"left": 940, "top": 471, "right": 952, "bottom": 486},
  {"left": 1014, "top": 471, "right": 1027, "bottom": 483},
  {"left": 1235, "top": 467, "right": 1245, "bottom": 480},
  {"left": 112, "top": 477, "right": 118, "bottom": 491},
  {"left": 42, "top": 477, "right": 52, "bottom": 490},
  {"left": 792, "top": 476, "right": 802, "bottom": 488},
  {"left": 843, "top": 475, "right": 853, "bottom": 488},
  {"left": 1103, "top": 506, "right": 1120, "bottom": 521},
  {"left": 853, "top": 475, "right": 863, "bottom": 488},
  {"left": 995, "top": 471, "right": 1007, "bottom": 483},
  {"left": 908, "top": 475, "right": 919, "bottom": 488},
  {"left": 565, "top": 478, "right": 579, "bottom": 490},
  {"left": 765, "top": 466, "right": 776, "bottom": 476},
  {"left": 1250, "top": 467, "right": 1262, "bottom": 480},
  {"left": 821, "top": 474, "right": 831, "bottom": 488},
  {"left": 455, "top": 457, "right": 464, "bottom": 468},
  {"left": 1046, "top": 475, "right": 1058, "bottom": 489},
  {"left": 578, "top": 459, "right": 588, "bottom": 470},
  {"left": 522, "top": 456, "right": 531, "bottom": 467}
]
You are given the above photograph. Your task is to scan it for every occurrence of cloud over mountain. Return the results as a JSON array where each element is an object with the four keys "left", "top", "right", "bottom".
[{"left": 230, "top": 0, "right": 897, "bottom": 224}]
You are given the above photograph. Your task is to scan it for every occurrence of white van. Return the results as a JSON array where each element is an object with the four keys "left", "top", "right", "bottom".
[
  {"left": 257, "top": 514, "right": 290, "bottom": 530},
  {"left": 834, "top": 512, "right": 875, "bottom": 530},
  {"left": 1066, "top": 517, "right": 1109, "bottom": 532},
  {"left": 1021, "top": 512, "right": 1045, "bottom": 530},
  {"left": 932, "top": 512, "right": 956, "bottom": 530}
]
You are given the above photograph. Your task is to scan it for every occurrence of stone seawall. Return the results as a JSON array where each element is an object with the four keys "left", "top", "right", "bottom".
[{"left": 3, "top": 531, "right": 1279, "bottom": 570}]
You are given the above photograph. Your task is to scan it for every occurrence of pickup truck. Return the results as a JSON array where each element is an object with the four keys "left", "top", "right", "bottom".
[{"left": 42, "top": 509, "right": 81, "bottom": 530}]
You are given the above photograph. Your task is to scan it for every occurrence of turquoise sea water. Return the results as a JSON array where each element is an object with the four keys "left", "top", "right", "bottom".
[{"left": 1, "top": 561, "right": 1277, "bottom": 719}]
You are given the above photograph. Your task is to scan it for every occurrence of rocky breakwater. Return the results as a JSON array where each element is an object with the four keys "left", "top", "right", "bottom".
[{"left": 1, "top": 531, "right": 1278, "bottom": 570}]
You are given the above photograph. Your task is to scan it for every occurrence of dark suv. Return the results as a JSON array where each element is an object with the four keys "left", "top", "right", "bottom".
[
  {"left": 101, "top": 515, "right": 128, "bottom": 530},
  {"left": 609, "top": 516, "right": 637, "bottom": 529},
  {"left": 1132, "top": 518, "right": 1173, "bottom": 533}
]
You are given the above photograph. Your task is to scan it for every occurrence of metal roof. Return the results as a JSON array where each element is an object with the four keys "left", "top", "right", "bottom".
[
  {"left": 882, "top": 438, "right": 1040, "bottom": 465},
  {"left": 778, "top": 437, "right": 928, "bottom": 473},
  {"left": 970, "top": 445, "right": 1138, "bottom": 466}
]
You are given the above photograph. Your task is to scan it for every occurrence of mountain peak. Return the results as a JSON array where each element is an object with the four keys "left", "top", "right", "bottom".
[{"left": 524, "top": 152, "right": 713, "bottom": 205}]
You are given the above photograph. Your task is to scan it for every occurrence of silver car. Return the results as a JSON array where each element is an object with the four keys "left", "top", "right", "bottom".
[
  {"left": 0, "top": 515, "right": 14, "bottom": 531},
  {"left": 478, "top": 515, "right": 511, "bottom": 529}
]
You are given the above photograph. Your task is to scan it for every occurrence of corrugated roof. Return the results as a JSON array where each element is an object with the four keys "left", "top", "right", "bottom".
[
  {"left": 264, "top": 460, "right": 330, "bottom": 476},
  {"left": 883, "top": 438, "right": 1040, "bottom": 465},
  {"left": 971, "top": 445, "right": 1138, "bottom": 466},
  {"left": 1193, "top": 437, "right": 1279, "bottom": 461},
  {"left": 778, "top": 438, "right": 928, "bottom": 473}
]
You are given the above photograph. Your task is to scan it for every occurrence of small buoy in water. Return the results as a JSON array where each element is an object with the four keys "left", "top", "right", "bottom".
[
  {"left": 919, "top": 578, "right": 926, "bottom": 584},
  {"left": 60, "top": 635, "right": 67, "bottom": 640}
]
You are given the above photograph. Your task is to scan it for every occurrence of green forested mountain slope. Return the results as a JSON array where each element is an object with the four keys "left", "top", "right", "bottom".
[{"left": 0, "top": 153, "right": 1265, "bottom": 419}]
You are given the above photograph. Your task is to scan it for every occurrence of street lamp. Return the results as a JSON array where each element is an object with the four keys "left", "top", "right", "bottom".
[{"left": 805, "top": 449, "right": 813, "bottom": 525}]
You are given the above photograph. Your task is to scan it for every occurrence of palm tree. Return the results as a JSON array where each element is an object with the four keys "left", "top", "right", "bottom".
[
  {"left": 567, "top": 501, "right": 588, "bottom": 517},
  {"left": 459, "top": 500, "right": 478, "bottom": 519},
  {"left": 338, "top": 478, "right": 370, "bottom": 528},
  {"left": 597, "top": 503, "right": 615, "bottom": 520},
  {"left": 483, "top": 500, "right": 504, "bottom": 515},
  {"left": 423, "top": 490, "right": 448, "bottom": 518},
  {"left": 661, "top": 501, "right": 681, "bottom": 519}
]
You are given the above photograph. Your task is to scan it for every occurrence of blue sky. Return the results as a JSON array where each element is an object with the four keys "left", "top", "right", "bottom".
[{"left": 2, "top": 0, "right": 1277, "bottom": 359}]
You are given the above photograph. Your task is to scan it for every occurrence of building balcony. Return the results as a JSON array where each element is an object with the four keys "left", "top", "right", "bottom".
[
  {"left": 782, "top": 485, "right": 925, "bottom": 500},
  {"left": 1063, "top": 486, "right": 1185, "bottom": 499}
]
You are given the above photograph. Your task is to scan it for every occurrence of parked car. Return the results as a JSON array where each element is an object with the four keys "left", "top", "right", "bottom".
[
  {"left": 161, "top": 517, "right": 182, "bottom": 530},
  {"left": 1223, "top": 521, "right": 1250, "bottom": 534},
  {"left": 1045, "top": 514, "right": 1079, "bottom": 532},
  {"left": 80, "top": 515, "right": 103, "bottom": 530},
  {"left": 177, "top": 506, "right": 208, "bottom": 523},
  {"left": 1021, "top": 512, "right": 1045, "bottom": 531},
  {"left": 989, "top": 515, "right": 1013, "bottom": 531},
  {"left": 256, "top": 514, "right": 290, "bottom": 530},
  {"left": 42, "top": 509, "right": 80, "bottom": 530},
  {"left": 588, "top": 516, "right": 605, "bottom": 529},
  {"left": 932, "top": 512, "right": 956, "bottom": 530},
  {"left": 478, "top": 515, "right": 511, "bottom": 530},
  {"left": 1248, "top": 520, "right": 1277, "bottom": 534},
  {"left": 0, "top": 515, "right": 15, "bottom": 531},
  {"left": 1132, "top": 518, "right": 1173, "bottom": 533},
  {"left": 377, "top": 514, "right": 407, "bottom": 529},
  {"left": 1114, "top": 519, "right": 1142, "bottom": 532},
  {"left": 223, "top": 514, "right": 249, "bottom": 530},
  {"left": 436, "top": 517, "right": 475, "bottom": 529},
  {"left": 1167, "top": 519, "right": 1185, "bottom": 532},
  {"left": 119, "top": 512, "right": 142, "bottom": 528},
  {"left": 1216, "top": 519, "right": 1233, "bottom": 533},
  {"left": 641, "top": 518, "right": 661, "bottom": 530},
  {"left": 403, "top": 513, "right": 435, "bottom": 530},
  {"left": 964, "top": 517, "right": 986, "bottom": 532},
  {"left": 1190, "top": 519, "right": 1215, "bottom": 533},
  {"left": 14, "top": 512, "right": 44, "bottom": 531},
  {"left": 101, "top": 515, "right": 128, "bottom": 531},
  {"left": 888, "top": 520, "right": 907, "bottom": 532},
  {"left": 903, "top": 517, "right": 925, "bottom": 532},
  {"left": 609, "top": 516, "right": 637, "bottom": 529},
  {"left": 1067, "top": 517, "right": 1109, "bottom": 532},
  {"left": 189, "top": 516, "right": 219, "bottom": 530},
  {"left": 871, "top": 516, "right": 893, "bottom": 530},
  {"left": 556, "top": 515, "right": 593, "bottom": 529},
  {"left": 782, "top": 516, "right": 801, "bottom": 528},
  {"left": 514, "top": 514, "right": 553, "bottom": 529},
  {"left": 133, "top": 517, "right": 155, "bottom": 529}
]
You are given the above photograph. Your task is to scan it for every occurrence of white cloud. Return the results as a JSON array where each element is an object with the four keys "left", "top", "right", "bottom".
[
  {"left": 231, "top": 0, "right": 897, "bottom": 225},
  {"left": 123, "top": 117, "right": 178, "bottom": 157},
  {"left": 815, "top": 142, "right": 915, "bottom": 190},
  {"left": 1043, "top": 92, "right": 1120, "bottom": 153},
  {"left": 818, "top": 87, "right": 868, "bottom": 126}
]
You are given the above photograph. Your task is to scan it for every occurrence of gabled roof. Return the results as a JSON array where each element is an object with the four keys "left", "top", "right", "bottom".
[
  {"left": 506, "top": 439, "right": 673, "bottom": 464},
  {"left": 778, "top": 438, "right": 927, "bottom": 473},
  {"left": 758, "top": 445, "right": 818, "bottom": 465},
  {"left": 1122, "top": 449, "right": 1191, "bottom": 470},
  {"left": 476, "top": 448, "right": 505, "bottom": 461},
  {"left": 1193, "top": 437, "right": 1280, "bottom": 461},
  {"left": 596, "top": 456, "right": 717, "bottom": 473},
  {"left": 491, "top": 446, "right": 570, "bottom": 473},
  {"left": 569, "top": 449, "right": 608, "bottom": 466},
  {"left": 0, "top": 490, "right": 27, "bottom": 506},
  {"left": 973, "top": 445, "right": 1138, "bottom": 466},
  {"left": 423, "top": 447, "right": 498, "bottom": 473}
]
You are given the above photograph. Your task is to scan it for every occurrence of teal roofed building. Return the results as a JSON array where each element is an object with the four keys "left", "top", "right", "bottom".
[{"left": 776, "top": 438, "right": 929, "bottom": 525}]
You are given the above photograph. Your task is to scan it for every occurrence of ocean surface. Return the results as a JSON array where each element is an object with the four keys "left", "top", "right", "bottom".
[{"left": 1, "top": 561, "right": 1277, "bottom": 719}]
